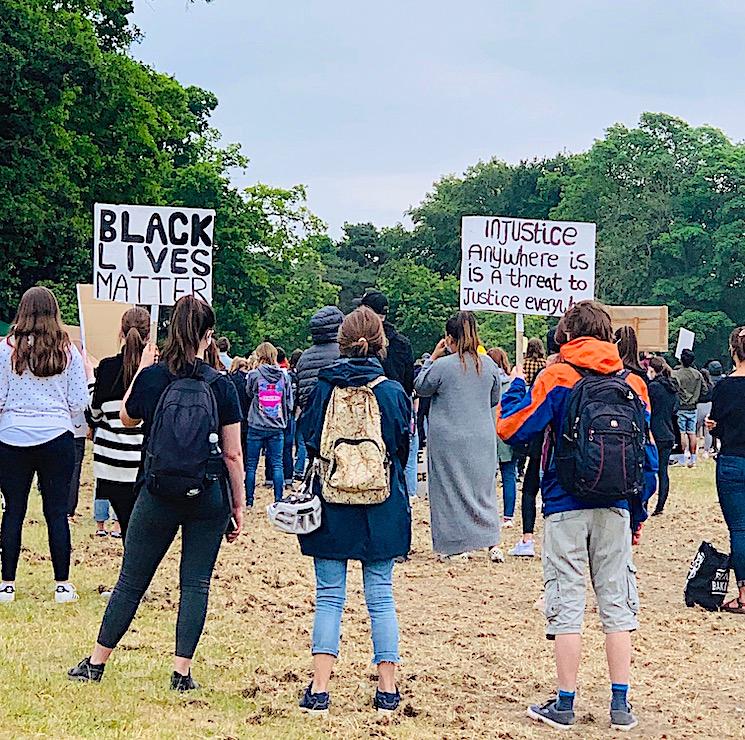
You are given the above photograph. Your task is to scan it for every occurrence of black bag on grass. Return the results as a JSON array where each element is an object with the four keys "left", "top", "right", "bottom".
[{"left": 684, "top": 541, "right": 730, "bottom": 611}]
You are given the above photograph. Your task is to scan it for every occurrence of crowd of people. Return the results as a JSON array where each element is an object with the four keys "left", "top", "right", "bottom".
[{"left": 0, "top": 284, "right": 743, "bottom": 731}]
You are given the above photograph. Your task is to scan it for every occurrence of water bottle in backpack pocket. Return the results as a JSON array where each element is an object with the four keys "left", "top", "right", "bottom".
[
  {"left": 556, "top": 369, "right": 647, "bottom": 502},
  {"left": 144, "top": 368, "right": 223, "bottom": 500}
]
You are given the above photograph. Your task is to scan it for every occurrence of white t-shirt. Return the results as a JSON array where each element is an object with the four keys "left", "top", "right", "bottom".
[{"left": 0, "top": 338, "right": 89, "bottom": 447}]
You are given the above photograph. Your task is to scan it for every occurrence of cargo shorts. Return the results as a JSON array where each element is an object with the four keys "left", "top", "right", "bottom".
[{"left": 542, "top": 507, "right": 639, "bottom": 638}]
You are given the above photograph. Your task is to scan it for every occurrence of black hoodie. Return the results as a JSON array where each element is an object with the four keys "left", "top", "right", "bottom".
[{"left": 649, "top": 374, "right": 680, "bottom": 444}]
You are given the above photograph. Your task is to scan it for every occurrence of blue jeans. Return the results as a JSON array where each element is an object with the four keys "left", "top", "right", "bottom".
[
  {"left": 405, "top": 428, "right": 418, "bottom": 497},
  {"left": 294, "top": 423, "right": 307, "bottom": 477},
  {"left": 312, "top": 558, "right": 400, "bottom": 664},
  {"left": 500, "top": 459, "right": 517, "bottom": 518},
  {"left": 246, "top": 427, "right": 284, "bottom": 504},
  {"left": 717, "top": 455, "right": 745, "bottom": 586},
  {"left": 283, "top": 416, "right": 295, "bottom": 483},
  {"left": 94, "top": 498, "right": 118, "bottom": 523},
  {"left": 677, "top": 409, "right": 697, "bottom": 434}
]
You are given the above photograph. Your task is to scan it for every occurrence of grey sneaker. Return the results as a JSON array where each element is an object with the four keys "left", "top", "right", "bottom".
[
  {"left": 527, "top": 699, "right": 575, "bottom": 730},
  {"left": 610, "top": 703, "right": 638, "bottom": 731}
]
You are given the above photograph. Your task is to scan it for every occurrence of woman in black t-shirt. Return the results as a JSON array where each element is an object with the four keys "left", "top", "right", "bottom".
[
  {"left": 708, "top": 327, "right": 745, "bottom": 614},
  {"left": 69, "top": 297, "right": 246, "bottom": 690}
]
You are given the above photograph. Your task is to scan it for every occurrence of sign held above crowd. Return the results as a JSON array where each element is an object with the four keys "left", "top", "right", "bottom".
[
  {"left": 459, "top": 215, "right": 596, "bottom": 317},
  {"left": 93, "top": 203, "right": 215, "bottom": 306}
]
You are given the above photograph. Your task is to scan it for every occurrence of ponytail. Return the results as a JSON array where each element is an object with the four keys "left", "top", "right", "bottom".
[
  {"left": 120, "top": 307, "right": 150, "bottom": 387},
  {"left": 445, "top": 311, "right": 482, "bottom": 374}
]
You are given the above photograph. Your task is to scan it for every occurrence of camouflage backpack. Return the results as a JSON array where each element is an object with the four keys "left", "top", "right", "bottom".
[{"left": 319, "top": 377, "right": 390, "bottom": 505}]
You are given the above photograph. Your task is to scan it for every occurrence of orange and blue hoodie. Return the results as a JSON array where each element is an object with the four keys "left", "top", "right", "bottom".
[{"left": 497, "top": 337, "right": 656, "bottom": 517}]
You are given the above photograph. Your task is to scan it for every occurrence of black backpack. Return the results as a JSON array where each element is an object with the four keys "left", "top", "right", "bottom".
[
  {"left": 144, "top": 364, "right": 222, "bottom": 500},
  {"left": 556, "top": 367, "right": 647, "bottom": 502},
  {"left": 685, "top": 541, "right": 730, "bottom": 611}
]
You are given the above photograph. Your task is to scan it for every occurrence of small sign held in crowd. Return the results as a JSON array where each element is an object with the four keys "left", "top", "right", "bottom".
[
  {"left": 93, "top": 203, "right": 215, "bottom": 306},
  {"left": 459, "top": 215, "right": 596, "bottom": 317}
]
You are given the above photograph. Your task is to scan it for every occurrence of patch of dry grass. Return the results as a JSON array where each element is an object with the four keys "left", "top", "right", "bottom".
[{"left": 0, "top": 452, "right": 743, "bottom": 738}]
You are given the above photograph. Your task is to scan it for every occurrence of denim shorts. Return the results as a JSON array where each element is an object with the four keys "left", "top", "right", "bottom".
[{"left": 677, "top": 409, "right": 697, "bottom": 434}]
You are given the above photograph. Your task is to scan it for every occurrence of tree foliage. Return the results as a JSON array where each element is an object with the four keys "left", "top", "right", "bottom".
[{"left": 1, "top": 3, "right": 739, "bottom": 365}]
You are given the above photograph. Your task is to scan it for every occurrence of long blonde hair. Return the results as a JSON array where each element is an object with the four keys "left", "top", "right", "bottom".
[{"left": 9, "top": 286, "right": 70, "bottom": 377}]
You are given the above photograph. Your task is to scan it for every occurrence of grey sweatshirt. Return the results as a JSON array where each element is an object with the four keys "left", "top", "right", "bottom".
[{"left": 246, "top": 365, "right": 293, "bottom": 431}]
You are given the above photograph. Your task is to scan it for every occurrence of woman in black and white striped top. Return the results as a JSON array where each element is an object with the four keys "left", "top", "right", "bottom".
[{"left": 89, "top": 308, "right": 150, "bottom": 543}]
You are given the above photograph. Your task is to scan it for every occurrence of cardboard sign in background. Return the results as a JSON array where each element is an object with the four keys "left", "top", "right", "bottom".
[
  {"left": 77, "top": 284, "right": 135, "bottom": 362},
  {"left": 460, "top": 215, "right": 596, "bottom": 317},
  {"left": 606, "top": 305, "right": 669, "bottom": 352}
]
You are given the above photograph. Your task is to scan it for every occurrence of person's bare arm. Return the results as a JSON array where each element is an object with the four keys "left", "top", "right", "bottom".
[{"left": 221, "top": 422, "right": 245, "bottom": 542}]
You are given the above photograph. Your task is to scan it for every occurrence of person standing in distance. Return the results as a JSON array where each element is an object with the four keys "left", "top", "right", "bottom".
[
  {"left": 357, "top": 291, "right": 416, "bottom": 497},
  {"left": 672, "top": 349, "right": 703, "bottom": 467}
]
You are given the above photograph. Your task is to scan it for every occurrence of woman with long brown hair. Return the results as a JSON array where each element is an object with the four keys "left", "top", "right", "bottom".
[
  {"left": 69, "top": 295, "right": 245, "bottom": 690},
  {"left": 414, "top": 311, "right": 502, "bottom": 561},
  {"left": 88, "top": 307, "right": 151, "bottom": 544},
  {"left": 295, "top": 306, "right": 411, "bottom": 716},
  {"left": 0, "top": 286, "right": 89, "bottom": 604}
]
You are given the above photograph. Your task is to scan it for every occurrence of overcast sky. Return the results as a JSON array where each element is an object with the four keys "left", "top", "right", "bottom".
[{"left": 131, "top": 0, "right": 745, "bottom": 236}]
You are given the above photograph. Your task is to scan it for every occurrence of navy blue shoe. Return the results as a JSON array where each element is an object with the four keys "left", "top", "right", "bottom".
[
  {"left": 527, "top": 698, "right": 575, "bottom": 730},
  {"left": 373, "top": 688, "right": 400, "bottom": 715},
  {"left": 299, "top": 683, "right": 329, "bottom": 716}
]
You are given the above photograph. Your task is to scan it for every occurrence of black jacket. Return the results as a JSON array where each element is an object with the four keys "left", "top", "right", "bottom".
[
  {"left": 649, "top": 374, "right": 680, "bottom": 444},
  {"left": 381, "top": 321, "right": 414, "bottom": 396},
  {"left": 295, "top": 306, "right": 343, "bottom": 410}
]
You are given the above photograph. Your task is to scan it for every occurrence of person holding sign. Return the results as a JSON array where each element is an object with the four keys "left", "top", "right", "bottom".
[
  {"left": 0, "top": 287, "right": 89, "bottom": 604},
  {"left": 414, "top": 312, "right": 503, "bottom": 562}
]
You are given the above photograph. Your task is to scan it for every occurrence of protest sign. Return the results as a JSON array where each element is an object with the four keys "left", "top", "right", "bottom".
[
  {"left": 607, "top": 305, "right": 669, "bottom": 352},
  {"left": 77, "top": 283, "right": 135, "bottom": 362},
  {"left": 675, "top": 328, "right": 695, "bottom": 359},
  {"left": 93, "top": 203, "right": 215, "bottom": 306},
  {"left": 459, "top": 216, "right": 596, "bottom": 317}
]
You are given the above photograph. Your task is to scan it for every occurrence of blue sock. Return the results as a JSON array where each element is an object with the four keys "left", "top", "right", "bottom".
[
  {"left": 556, "top": 690, "right": 575, "bottom": 711},
  {"left": 611, "top": 683, "right": 629, "bottom": 710}
]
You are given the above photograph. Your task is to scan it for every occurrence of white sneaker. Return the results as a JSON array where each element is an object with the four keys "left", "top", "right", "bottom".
[
  {"left": 0, "top": 583, "right": 15, "bottom": 603},
  {"left": 55, "top": 583, "right": 79, "bottom": 604},
  {"left": 489, "top": 546, "right": 505, "bottom": 563},
  {"left": 502, "top": 518, "right": 515, "bottom": 529},
  {"left": 509, "top": 539, "right": 536, "bottom": 557}
]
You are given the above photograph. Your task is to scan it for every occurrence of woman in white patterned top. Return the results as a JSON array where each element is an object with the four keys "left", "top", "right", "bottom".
[{"left": 0, "top": 286, "right": 89, "bottom": 604}]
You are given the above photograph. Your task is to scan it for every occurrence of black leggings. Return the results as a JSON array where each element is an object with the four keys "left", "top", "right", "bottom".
[
  {"left": 97, "top": 481, "right": 230, "bottom": 659},
  {"left": 520, "top": 435, "right": 544, "bottom": 536},
  {"left": 0, "top": 432, "right": 75, "bottom": 581},
  {"left": 654, "top": 441, "right": 674, "bottom": 512}
]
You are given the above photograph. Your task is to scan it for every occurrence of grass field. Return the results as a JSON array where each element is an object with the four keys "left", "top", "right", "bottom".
[{"left": 1, "top": 451, "right": 743, "bottom": 739}]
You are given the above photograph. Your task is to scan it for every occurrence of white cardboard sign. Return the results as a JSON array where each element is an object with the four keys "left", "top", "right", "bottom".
[
  {"left": 93, "top": 203, "right": 214, "bottom": 305},
  {"left": 675, "top": 328, "right": 695, "bottom": 359},
  {"left": 459, "top": 215, "right": 596, "bottom": 317}
]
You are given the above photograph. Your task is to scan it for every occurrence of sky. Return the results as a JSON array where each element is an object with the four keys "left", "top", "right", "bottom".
[{"left": 131, "top": 0, "right": 745, "bottom": 237}]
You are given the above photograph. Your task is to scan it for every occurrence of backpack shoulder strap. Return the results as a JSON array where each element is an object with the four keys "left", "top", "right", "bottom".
[{"left": 367, "top": 376, "right": 387, "bottom": 390}]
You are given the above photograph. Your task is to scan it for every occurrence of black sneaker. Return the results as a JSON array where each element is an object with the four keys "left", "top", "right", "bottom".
[
  {"left": 68, "top": 657, "right": 105, "bottom": 683},
  {"left": 610, "top": 702, "right": 638, "bottom": 731},
  {"left": 527, "top": 698, "right": 575, "bottom": 730},
  {"left": 170, "top": 671, "right": 199, "bottom": 692},
  {"left": 373, "top": 688, "right": 400, "bottom": 715},
  {"left": 299, "top": 683, "right": 329, "bottom": 715}
]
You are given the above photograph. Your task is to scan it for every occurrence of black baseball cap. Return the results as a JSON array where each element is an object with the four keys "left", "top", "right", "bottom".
[{"left": 355, "top": 290, "right": 389, "bottom": 315}]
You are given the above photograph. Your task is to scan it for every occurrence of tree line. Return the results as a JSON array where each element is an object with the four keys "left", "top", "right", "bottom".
[{"left": 2, "top": 2, "right": 742, "bottom": 362}]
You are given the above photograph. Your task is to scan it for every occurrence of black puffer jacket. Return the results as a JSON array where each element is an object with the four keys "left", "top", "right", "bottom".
[{"left": 296, "top": 306, "right": 343, "bottom": 410}]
